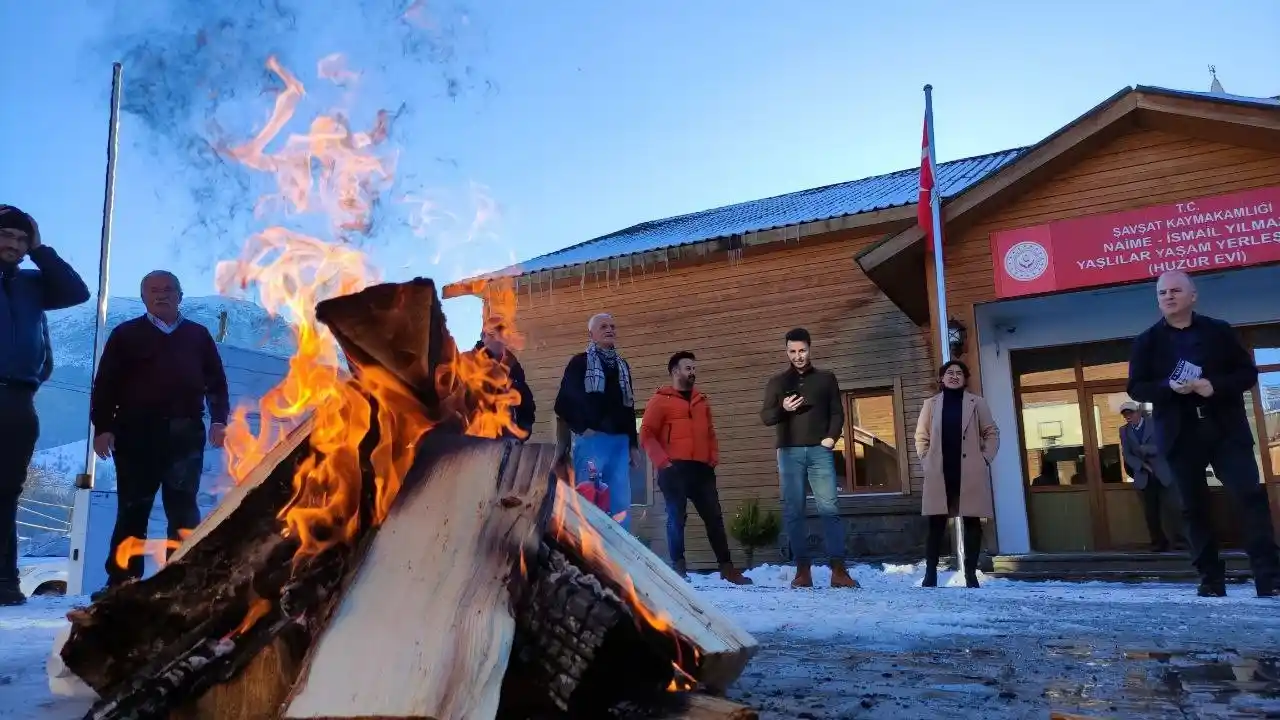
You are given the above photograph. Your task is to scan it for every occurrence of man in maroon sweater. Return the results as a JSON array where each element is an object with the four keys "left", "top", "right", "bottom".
[{"left": 90, "top": 271, "right": 230, "bottom": 589}]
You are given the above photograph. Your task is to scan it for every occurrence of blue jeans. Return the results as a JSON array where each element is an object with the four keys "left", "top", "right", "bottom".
[
  {"left": 572, "top": 432, "right": 633, "bottom": 530},
  {"left": 778, "top": 446, "right": 845, "bottom": 563}
]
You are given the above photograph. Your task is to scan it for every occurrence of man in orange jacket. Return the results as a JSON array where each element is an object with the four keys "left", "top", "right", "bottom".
[{"left": 640, "top": 351, "right": 751, "bottom": 584}]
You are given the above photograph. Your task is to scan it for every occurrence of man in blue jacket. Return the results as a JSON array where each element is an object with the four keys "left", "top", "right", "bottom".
[{"left": 0, "top": 205, "right": 91, "bottom": 605}]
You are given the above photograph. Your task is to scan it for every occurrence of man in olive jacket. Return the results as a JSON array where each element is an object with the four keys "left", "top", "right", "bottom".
[{"left": 760, "top": 327, "right": 857, "bottom": 589}]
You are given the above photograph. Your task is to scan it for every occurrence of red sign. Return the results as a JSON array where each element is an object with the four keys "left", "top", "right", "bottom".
[{"left": 991, "top": 185, "right": 1280, "bottom": 298}]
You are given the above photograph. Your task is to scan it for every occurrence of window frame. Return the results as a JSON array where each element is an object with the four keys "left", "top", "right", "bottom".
[{"left": 805, "top": 377, "right": 910, "bottom": 498}]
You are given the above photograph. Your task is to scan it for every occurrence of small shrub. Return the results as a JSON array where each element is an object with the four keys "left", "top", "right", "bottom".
[{"left": 728, "top": 499, "right": 781, "bottom": 568}]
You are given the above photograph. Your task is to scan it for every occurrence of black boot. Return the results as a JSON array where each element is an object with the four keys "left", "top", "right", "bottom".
[
  {"left": 922, "top": 516, "right": 944, "bottom": 588},
  {"left": 962, "top": 517, "right": 983, "bottom": 589}
]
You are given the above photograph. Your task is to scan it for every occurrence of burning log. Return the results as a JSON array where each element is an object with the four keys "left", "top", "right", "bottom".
[
  {"left": 549, "top": 482, "right": 759, "bottom": 693},
  {"left": 282, "top": 434, "right": 557, "bottom": 720},
  {"left": 60, "top": 277, "right": 759, "bottom": 720}
]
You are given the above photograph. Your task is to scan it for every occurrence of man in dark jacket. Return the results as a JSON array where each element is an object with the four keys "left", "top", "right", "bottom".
[
  {"left": 554, "top": 313, "right": 641, "bottom": 530},
  {"left": 0, "top": 205, "right": 91, "bottom": 606},
  {"left": 1127, "top": 270, "right": 1278, "bottom": 598},
  {"left": 760, "top": 327, "right": 857, "bottom": 589},
  {"left": 91, "top": 270, "right": 230, "bottom": 593},
  {"left": 461, "top": 325, "right": 535, "bottom": 440}
]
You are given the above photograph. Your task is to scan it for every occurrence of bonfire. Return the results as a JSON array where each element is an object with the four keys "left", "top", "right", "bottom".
[{"left": 56, "top": 55, "right": 759, "bottom": 720}]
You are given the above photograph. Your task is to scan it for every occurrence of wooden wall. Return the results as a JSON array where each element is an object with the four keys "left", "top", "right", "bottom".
[
  {"left": 510, "top": 231, "right": 936, "bottom": 569},
  {"left": 940, "top": 128, "right": 1280, "bottom": 375}
]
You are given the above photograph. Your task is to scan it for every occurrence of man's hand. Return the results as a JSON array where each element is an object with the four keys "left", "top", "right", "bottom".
[
  {"left": 1191, "top": 378, "right": 1215, "bottom": 398},
  {"left": 820, "top": 437, "right": 835, "bottom": 450},
  {"left": 93, "top": 432, "right": 115, "bottom": 460},
  {"left": 209, "top": 423, "right": 227, "bottom": 449},
  {"left": 782, "top": 394, "right": 804, "bottom": 412},
  {"left": 27, "top": 216, "right": 41, "bottom": 249},
  {"left": 1170, "top": 379, "right": 1194, "bottom": 395},
  {"left": 630, "top": 447, "right": 643, "bottom": 469}
]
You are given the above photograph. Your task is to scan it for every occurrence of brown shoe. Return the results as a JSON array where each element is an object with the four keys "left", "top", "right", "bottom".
[
  {"left": 791, "top": 563, "right": 813, "bottom": 588},
  {"left": 719, "top": 563, "right": 754, "bottom": 585},
  {"left": 830, "top": 561, "right": 860, "bottom": 588}
]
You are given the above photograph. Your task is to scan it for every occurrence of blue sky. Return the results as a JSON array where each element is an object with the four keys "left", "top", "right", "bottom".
[{"left": 2, "top": 0, "right": 1278, "bottom": 345}]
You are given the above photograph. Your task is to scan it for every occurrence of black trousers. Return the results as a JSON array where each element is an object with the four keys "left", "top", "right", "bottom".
[
  {"left": 926, "top": 515, "right": 982, "bottom": 573},
  {"left": 0, "top": 385, "right": 39, "bottom": 590},
  {"left": 1139, "top": 479, "right": 1180, "bottom": 548},
  {"left": 1166, "top": 419, "right": 1279, "bottom": 585},
  {"left": 657, "top": 461, "right": 732, "bottom": 565},
  {"left": 106, "top": 417, "right": 206, "bottom": 584}
]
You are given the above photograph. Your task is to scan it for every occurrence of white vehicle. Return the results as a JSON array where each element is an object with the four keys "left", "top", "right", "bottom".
[{"left": 19, "top": 555, "right": 69, "bottom": 597}]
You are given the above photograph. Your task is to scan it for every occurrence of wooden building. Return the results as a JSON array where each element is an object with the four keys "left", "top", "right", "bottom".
[{"left": 448, "top": 85, "right": 1280, "bottom": 573}]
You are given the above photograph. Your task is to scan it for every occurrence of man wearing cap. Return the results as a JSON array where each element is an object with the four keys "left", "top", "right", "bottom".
[
  {"left": 1118, "top": 400, "right": 1179, "bottom": 552},
  {"left": 0, "top": 205, "right": 91, "bottom": 606}
]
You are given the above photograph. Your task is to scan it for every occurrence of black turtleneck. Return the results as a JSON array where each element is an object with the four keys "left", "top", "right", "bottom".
[{"left": 940, "top": 386, "right": 965, "bottom": 509}]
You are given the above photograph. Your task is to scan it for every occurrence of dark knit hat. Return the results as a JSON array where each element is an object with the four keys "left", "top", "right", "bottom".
[{"left": 0, "top": 205, "right": 35, "bottom": 241}]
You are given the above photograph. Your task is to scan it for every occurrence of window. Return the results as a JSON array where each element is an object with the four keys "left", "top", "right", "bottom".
[
  {"left": 834, "top": 386, "right": 906, "bottom": 494},
  {"left": 630, "top": 414, "right": 654, "bottom": 506}
]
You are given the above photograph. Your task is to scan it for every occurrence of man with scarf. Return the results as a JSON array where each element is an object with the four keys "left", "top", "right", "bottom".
[
  {"left": 0, "top": 205, "right": 91, "bottom": 606},
  {"left": 554, "top": 313, "right": 641, "bottom": 530},
  {"left": 461, "top": 324, "right": 535, "bottom": 440}
]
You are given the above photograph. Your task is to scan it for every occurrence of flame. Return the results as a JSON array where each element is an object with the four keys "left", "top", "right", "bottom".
[
  {"left": 667, "top": 662, "right": 697, "bottom": 692},
  {"left": 113, "top": 529, "right": 194, "bottom": 571},
  {"left": 217, "top": 56, "right": 527, "bottom": 566},
  {"left": 225, "top": 596, "right": 273, "bottom": 641}
]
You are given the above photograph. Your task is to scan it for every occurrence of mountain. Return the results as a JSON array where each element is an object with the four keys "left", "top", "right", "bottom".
[{"left": 47, "top": 295, "right": 297, "bottom": 368}]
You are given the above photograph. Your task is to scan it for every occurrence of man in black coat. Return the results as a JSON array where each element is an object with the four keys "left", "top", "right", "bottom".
[
  {"left": 462, "top": 324, "right": 535, "bottom": 441},
  {"left": 1127, "top": 270, "right": 1278, "bottom": 598}
]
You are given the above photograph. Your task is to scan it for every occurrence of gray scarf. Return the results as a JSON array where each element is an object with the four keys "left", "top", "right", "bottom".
[{"left": 585, "top": 341, "right": 634, "bottom": 408}]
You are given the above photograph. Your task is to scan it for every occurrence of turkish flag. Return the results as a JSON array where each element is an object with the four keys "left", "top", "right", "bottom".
[{"left": 918, "top": 117, "right": 936, "bottom": 252}]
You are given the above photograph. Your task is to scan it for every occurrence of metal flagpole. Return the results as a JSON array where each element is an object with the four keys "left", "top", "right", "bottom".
[
  {"left": 924, "top": 84, "right": 967, "bottom": 574},
  {"left": 78, "top": 61, "right": 123, "bottom": 489},
  {"left": 68, "top": 62, "right": 122, "bottom": 595}
]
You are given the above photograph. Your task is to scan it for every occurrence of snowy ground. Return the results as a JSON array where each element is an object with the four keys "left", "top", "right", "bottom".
[{"left": 2, "top": 564, "right": 1278, "bottom": 719}]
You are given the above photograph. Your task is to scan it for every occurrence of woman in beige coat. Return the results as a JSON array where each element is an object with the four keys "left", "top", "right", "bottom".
[{"left": 913, "top": 360, "right": 1000, "bottom": 588}]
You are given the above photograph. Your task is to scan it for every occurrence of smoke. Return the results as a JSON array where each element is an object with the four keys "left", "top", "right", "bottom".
[{"left": 88, "top": 0, "right": 495, "bottom": 264}]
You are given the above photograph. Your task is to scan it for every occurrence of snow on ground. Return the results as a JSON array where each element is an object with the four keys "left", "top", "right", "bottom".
[{"left": 2, "top": 564, "right": 1278, "bottom": 719}]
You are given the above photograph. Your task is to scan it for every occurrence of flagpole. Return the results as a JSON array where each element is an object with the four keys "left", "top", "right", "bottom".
[
  {"left": 77, "top": 61, "right": 123, "bottom": 490},
  {"left": 924, "top": 84, "right": 967, "bottom": 574}
]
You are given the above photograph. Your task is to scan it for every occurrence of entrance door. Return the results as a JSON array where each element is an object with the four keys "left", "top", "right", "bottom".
[{"left": 1084, "top": 387, "right": 1175, "bottom": 550}]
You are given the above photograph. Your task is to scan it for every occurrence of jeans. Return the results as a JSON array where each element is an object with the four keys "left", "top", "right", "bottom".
[
  {"left": 0, "top": 386, "right": 39, "bottom": 591},
  {"left": 778, "top": 445, "right": 845, "bottom": 563},
  {"left": 106, "top": 417, "right": 207, "bottom": 584},
  {"left": 657, "top": 461, "right": 731, "bottom": 565},
  {"left": 572, "top": 432, "right": 633, "bottom": 531}
]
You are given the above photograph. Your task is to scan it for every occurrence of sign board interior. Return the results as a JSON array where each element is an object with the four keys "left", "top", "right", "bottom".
[{"left": 991, "top": 185, "right": 1280, "bottom": 298}]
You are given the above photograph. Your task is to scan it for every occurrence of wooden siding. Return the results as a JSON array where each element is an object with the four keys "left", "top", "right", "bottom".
[
  {"left": 510, "top": 232, "right": 936, "bottom": 568},
  {"left": 935, "top": 128, "right": 1280, "bottom": 385}
]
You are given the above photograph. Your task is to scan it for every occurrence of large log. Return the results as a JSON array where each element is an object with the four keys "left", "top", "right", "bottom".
[
  {"left": 61, "top": 435, "right": 310, "bottom": 697},
  {"left": 549, "top": 482, "right": 759, "bottom": 693},
  {"left": 283, "top": 436, "right": 558, "bottom": 720},
  {"left": 313, "top": 277, "right": 456, "bottom": 409}
]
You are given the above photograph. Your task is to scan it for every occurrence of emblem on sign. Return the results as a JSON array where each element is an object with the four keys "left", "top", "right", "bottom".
[{"left": 1003, "top": 241, "right": 1050, "bottom": 282}]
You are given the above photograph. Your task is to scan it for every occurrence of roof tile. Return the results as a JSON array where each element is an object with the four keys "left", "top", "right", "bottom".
[{"left": 511, "top": 147, "right": 1026, "bottom": 275}]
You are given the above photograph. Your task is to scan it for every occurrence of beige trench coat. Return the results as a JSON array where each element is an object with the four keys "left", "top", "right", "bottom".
[{"left": 913, "top": 391, "right": 1000, "bottom": 518}]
